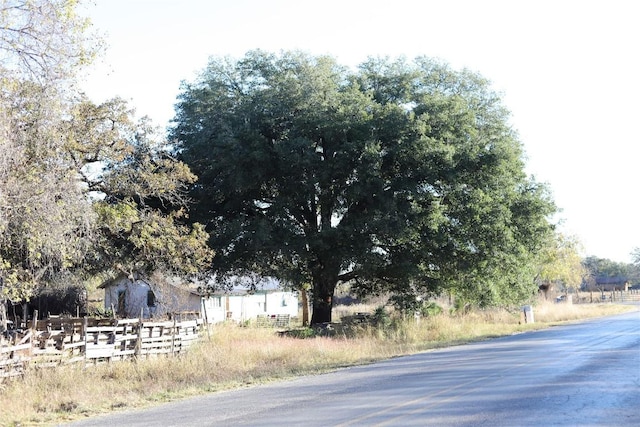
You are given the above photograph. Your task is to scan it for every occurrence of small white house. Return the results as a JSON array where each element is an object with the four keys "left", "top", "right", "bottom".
[
  {"left": 99, "top": 275, "right": 299, "bottom": 324},
  {"left": 201, "top": 291, "right": 299, "bottom": 324}
]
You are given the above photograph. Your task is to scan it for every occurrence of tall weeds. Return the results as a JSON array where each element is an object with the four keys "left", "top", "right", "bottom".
[{"left": 0, "top": 302, "right": 633, "bottom": 426}]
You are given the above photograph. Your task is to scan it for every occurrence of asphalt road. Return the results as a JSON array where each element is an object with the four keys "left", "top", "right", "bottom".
[{"left": 67, "top": 309, "right": 640, "bottom": 427}]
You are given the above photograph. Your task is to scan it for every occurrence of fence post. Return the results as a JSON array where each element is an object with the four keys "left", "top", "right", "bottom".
[
  {"left": 29, "top": 309, "right": 38, "bottom": 356},
  {"left": 0, "top": 298, "right": 7, "bottom": 335},
  {"left": 171, "top": 316, "right": 176, "bottom": 356},
  {"left": 83, "top": 316, "right": 88, "bottom": 364},
  {"left": 135, "top": 308, "right": 143, "bottom": 360},
  {"left": 30, "top": 309, "right": 38, "bottom": 331},
  {"left": 201, "top": 298, "right": 211, "bottom": 341}
]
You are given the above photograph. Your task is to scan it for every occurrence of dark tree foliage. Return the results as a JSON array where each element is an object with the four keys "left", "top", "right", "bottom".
[
  {"left": 582, "top": 256, "right": 639, "bottom": 284},
  {"left": 171, "top": 51, "right": 555, "bottom": 324}
]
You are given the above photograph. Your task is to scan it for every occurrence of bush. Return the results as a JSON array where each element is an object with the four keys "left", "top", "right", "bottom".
[
  {"left": 372, "top": 306, "right": 391, "bottom": 328},
  {"left": 420, "top": 302, "right": 443, "bottom": 317}
]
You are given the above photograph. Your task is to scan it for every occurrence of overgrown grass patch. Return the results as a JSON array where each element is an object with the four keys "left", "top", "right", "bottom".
[{"left": 0, "top": 302, "right": 634, "bottom": 426}]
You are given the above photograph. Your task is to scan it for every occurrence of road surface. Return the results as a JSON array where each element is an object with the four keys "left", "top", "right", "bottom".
[{"left": 67, "top": 309, "right": 639, "bottom": 426}]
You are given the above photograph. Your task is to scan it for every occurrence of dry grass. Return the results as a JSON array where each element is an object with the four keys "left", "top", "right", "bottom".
[
  {"left": 0, "top": 302, "right": 634, "bottom": 426},
  {"left": 531, "top": 301, "right": 628, "bottom": 323}
]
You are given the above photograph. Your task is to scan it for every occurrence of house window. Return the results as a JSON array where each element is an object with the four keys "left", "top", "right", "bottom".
[{"left": 147, "top": 290, "right": 156, "bottom": 307}]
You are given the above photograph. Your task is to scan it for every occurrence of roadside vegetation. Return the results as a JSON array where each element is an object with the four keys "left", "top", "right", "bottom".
[{"left": 0, "top": 301, "right": 634, "bottom": 427}]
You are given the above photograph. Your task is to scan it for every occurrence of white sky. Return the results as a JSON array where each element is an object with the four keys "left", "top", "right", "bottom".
[{"left": 79, "top": 0, "right": 639, "bottom": 264}]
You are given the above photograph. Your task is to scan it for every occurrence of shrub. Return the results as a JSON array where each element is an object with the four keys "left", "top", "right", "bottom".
[{"left": 420, "top": 302, "right": 443, "bottom": 317}]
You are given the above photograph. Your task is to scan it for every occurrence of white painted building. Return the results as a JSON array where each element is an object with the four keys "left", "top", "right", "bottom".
[{"left": 201, "top": 291, "right": 299, "bottom": 324}]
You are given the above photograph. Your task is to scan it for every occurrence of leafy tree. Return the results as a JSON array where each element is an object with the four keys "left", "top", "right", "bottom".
[
  {"left": 582, "top": 256, "right": 633, "bottom": 279},
  {"left": 535, "top": 233, "right": 586, "bottom": 298},
  {"left": 172, "top": 51, "right": 555, "bottom": 324},
  {"left": 0, "top": 0, "right": 98, "bottom": 80},
  {"left": 632, "top": 250, "right": 640, "bottom": 285},
  {"left": 0, "top": 0, "right": 96, "bottom": 302},
  {"left": 0, "top": 80, "right": 94, "bottom": 302},
  {"left": 0, "top": 1, "right": 211, "bottom": 309},
  {"left": 63, "top": 97, "right": 214, "bottom": 279}
]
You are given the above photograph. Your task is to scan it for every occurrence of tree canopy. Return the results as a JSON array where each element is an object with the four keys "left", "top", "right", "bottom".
[
  {"left": 535, "top": 233, "right": 586, "bottom": 296},
  {"left": 64, "top": 97, "right": 214, "bottom": 280},
  {"left": 172, "top": 51, "right": 556, "bottom": 324},
  {"left": 0, "top": 0, "right": 95, "bottom": 300},
  {"left": 0, "top": 0, "right": 97, "bottom": 81},
  {"left": 582, "top": 255, "right": 639, "bottom": 285}
]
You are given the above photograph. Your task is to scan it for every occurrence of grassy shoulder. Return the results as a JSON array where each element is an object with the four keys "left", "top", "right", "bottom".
[{"left": 0, "top": 302, "right": 635, "bottom": 426}]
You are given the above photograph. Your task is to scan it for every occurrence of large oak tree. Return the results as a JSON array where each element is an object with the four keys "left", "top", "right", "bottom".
[{"left": 172, "top": 51, "right": 555, "bottom": 324}]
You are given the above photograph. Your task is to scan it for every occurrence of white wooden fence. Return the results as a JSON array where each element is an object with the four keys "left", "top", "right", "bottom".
[{"left": 1, "top": 316, "right": 202, "bottom": 380}]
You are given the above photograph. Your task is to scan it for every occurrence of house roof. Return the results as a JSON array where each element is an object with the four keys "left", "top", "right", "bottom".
[
  {"left": 99, "top": 276, "right": 201, "bottom": 297},
  {"left": 593, "top": 276, "right": 629, "bottom": 285},
  {"left": 98, "top": 273, "right": 290, "bottom": 296},
  {"left": 97, "top": 273, "right": 133, "bottom": 289}
]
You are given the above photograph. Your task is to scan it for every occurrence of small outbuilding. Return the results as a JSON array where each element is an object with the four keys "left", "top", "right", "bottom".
[{"left": 586, "top": 276, "right": 630, "bottom": 292}]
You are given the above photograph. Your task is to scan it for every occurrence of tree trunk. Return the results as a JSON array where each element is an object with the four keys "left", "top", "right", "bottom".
[
  {"left": 310, "top": 278, "right": 336, "bottom": 325},
  {"left": 0, "top": 300, "right": 7, "bottom": 334},
  {"left": 310, "top": 293, "right": 333, "bottom": 325},
  {"left": 309, "top": 252, "right": 339, "bottom": 325},
  {"left": 300, "top": 288, "right": 309, "bottom": 326}
]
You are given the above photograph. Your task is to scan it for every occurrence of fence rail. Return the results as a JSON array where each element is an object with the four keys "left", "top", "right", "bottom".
[
  {"left": 1, "top": 316, "right": 202, "bottom": 380},
  {"left": 256, "top": 314, "right": 291, "bottom": 328}
]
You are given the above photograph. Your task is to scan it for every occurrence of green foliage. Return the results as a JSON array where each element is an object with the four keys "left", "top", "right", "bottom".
[
  {"left": 388, "top": 295, "right": 443, "bottom": 318},
  {"left": 536, "top": 232, "right": 586, "bottom": 293},
  {"left": 72, "top": 98, "right": 214, "bottom": 278},
  {"left": 280, "top": 327, "right": 317, "bottom": 339},
  {"left": 388, "top": 294, "right": 423, "bottom": 316},
  {"left": 172, "top": 51, "right": 555, "bottom": 322},
  {"left": 583, "top": 255, "right": 639, "bottom": 284},
  {"left": 421, "top": 302, "right": 443, "bottom": 317},
  {"left": 449, "top": 298, "right": 472, "bottom": 316},
  {"left": 0, "top": 2, "right": 211, "bottom": 300},
  {"left": 372, "top": 306, "right": 392, "bottom": 329}
]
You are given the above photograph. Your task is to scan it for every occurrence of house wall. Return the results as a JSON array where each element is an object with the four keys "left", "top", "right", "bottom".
[
  {"left": 265, "top": 292, "right": 299, "bottom": 317},
  {"left": 103, "top": 279, "right": 202, "bottom": 319},
  {"left": 222, "top": 292, "right": 299, "bottom": 323},
  {"left": 201, "top": 296, "right": 226, "bottom": 324},
  {"left": 199, "top": 292, "right": 299, "bottom": 324},
  {"left": 103, "top": 279, "right": 156, "bottom": 318}
]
